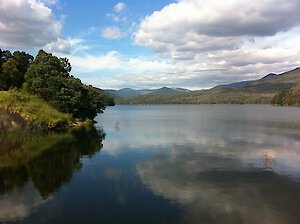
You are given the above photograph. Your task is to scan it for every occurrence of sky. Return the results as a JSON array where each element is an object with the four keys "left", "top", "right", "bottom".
[{"left": 0, "top": 0, "right": 300, "bottom": 90}]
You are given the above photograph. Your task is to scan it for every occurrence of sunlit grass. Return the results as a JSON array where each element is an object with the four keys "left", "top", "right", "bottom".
[{"left": 0, "top": 90, "right": 73, "bottom": 126}]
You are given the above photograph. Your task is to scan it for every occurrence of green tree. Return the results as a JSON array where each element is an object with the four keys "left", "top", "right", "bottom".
[
  {"left": 13, "top": 51, "right": 34, "bottom": 87},
  {"left": 0, "top": 50, "right": 33, "bottom": 90},
  {"left": 1, "top": 50, "right": 12, "bottom": 63},
  {"left": 0, "top": 49, "right": 3, "bottom": 87},
  {"left": 1, "top": 58, "right": 19, "bottom": 90},
  {"left": 25, "top": 50, "right": 110, "bottom": 119},
  {"left": 0, "top": 50, "right": 14, "bottom": 90},
  {"left": 0, "top": 49, "right": 2, "bottom": 74}
]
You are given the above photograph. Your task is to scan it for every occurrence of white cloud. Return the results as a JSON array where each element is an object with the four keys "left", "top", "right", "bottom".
[
  {"left": 68, "top": 51, "right": 122, "bottom": 73},
  {"left": 106, "top": 2, "right": 129, "bottom": 23},
  {"left": 44, "top": 38, "right": 84, "bottom": 54},
  {"left": 106, "top": 13, "right": 128, "bottom": 23},
  {"left": 128, "top": 0, "right": 300, "bottom": 88},
  {"left": 114, "top": 2, "right": 126, "bottom": 13},
  {"left": 134, "top": 0, "right": 300, "bottom": 52},
  {"left": 0, "top": 0, "right": 62, "bottom": 48},
  {"left": 66, "top": 28, "right": 300, "bottom": 90},
  {"left": 101, "top": 26, "right": 124, "bottom": 40}
]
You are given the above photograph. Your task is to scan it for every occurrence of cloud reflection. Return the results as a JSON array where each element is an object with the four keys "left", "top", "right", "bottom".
[
  {"left": 0, "top": 182, "right": 50, "bottom": 222},
  {"left": 136, "top": 146, "right": 300, "bottom": 224}
]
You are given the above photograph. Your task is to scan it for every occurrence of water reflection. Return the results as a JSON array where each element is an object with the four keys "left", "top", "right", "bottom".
[
  {"left": 136, "top": 146, "right": 300, "bottom": 224},
  {"left": 97, "top": 105, "right": 300, "bottom": 224},
  {"left": 99, "top": 105, "right": 300, "bottom": 178},
  {"left": 0, "top": 126, "right": 105, "bottom": 222},
  {"left": 1, "top": 105, "right": 300, "bottom": 224}
]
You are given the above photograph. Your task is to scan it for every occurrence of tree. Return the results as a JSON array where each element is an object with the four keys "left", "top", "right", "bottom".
[
  {"left": 1, "top": 58, "right": 19, "bottom": 90},
  {"left": 0, "top": 49, "right": 2, "bottom": 74},
  {"left": 13, "top": 51, "right": 34, "bottom": 86},
  {"left": 0, "top": 50, "right": 14, "bottom": 90},
  {"left": 25, "top": 49, "right": 109, "bottom": 119},
  {"left": 0, "top": 50, "right": 33, "bottom": 90},
  {"left": 1, "top": 50, "right": 12, "bottom": 63}
]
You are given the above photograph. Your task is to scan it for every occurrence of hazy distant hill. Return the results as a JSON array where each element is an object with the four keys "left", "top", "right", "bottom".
[
  {"left": 105, "top": 88, "right": 141, "bottom": 98},
  {"left": 105, "top": 87, "right": 192, "bottom": 99},
  {"left": 114, "top": 67, "right": 300, "bottom": 105}
]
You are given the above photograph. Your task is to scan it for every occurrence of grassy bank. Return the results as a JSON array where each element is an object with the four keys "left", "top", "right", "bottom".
[{"left": 0, "top": 90, "right": 73, "bottom": 127}]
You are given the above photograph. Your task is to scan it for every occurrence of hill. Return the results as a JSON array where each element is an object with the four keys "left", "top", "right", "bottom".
[
  {"left": 116, "top": 67, "right": 300, "bottom": 105},
  {"left": 105, "top": 87, "right": 191, "bottom": 99}
]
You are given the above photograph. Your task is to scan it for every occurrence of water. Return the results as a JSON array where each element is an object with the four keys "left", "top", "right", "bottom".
[{"left": 1, "top": 105, "right": 300, "bottom": 224}]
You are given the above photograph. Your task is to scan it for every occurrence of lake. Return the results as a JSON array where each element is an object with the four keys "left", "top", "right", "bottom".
[{"left": 1, "top": 105, "right": 300, "bottom": 224}]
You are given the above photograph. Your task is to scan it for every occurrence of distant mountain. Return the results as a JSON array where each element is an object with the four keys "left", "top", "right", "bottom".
[
  {"left": 214, "top": 80, "right": 252, "bottom": 89},
  {"left": 115, "top": 67, "right": 300, "bottom": 105},
  {"left": 149, "top": 87, "right": 192, "bottom": 95},
  {"left": 261, "top": 73, "right": 277, "bottom": 80},
  {"left": 104, "top": 87, "right": 192, "bottom": 99},
  {"left": 105, "top": 88, "right": 141, "bottom": 98}
]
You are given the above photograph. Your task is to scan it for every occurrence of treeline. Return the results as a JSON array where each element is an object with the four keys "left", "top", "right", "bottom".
[
  {"left": 118, "top": 89, "right": 275, "bottom": 105},
  {"left": 117, "top": 68, "right": 300, "bottom": 106},
  {"left": 0, "top": 49, "right": 114, "bottom": 120},
  {"left": 272, "top": 85, "right": 300, "bottom": 106}
]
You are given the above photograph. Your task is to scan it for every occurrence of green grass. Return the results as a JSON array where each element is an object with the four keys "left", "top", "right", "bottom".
[{"left": 0, "top": 90, "right": 73, "bottom": 126}]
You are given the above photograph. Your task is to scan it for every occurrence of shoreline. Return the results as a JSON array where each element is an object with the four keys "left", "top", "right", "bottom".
[{"left": 0, "top": 109, "right": 94, "bottom": 132}]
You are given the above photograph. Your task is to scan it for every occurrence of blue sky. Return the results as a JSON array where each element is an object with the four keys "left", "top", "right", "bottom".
[{"left": 1, "top": 0, "right": 300, "bottom": 90}]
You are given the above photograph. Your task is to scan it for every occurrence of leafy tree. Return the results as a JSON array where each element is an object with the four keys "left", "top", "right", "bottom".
[
  {"left": 1, "top": 58, "right": 19, "bottom": 90},
  {"left": 25, "top": 50, "right": 110, "bottom": 119},
  {"left": 13, "top": 51, "right": 34, "bottom": 85},
  {"left": 1, "top": 50, "right": 12, "bottom": 63},
  {"left": 0, "top": 49, "right": 3, "bottom": 87},
  {"left": 0, "top": 50, "right": 33, "bottom": 90},
  {"left": 0, "top": 49, "right": 13, "bottom": 90},
  {"left": 0, "top": 49, "right": 2, "bottom": 74}
]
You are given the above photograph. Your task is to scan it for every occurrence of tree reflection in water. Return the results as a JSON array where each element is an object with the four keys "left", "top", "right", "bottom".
[{"left": 0, "top": 126, "right": 105, "bottom": 199}]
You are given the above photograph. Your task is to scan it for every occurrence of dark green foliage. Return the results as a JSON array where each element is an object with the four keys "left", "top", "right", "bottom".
[
  {"left": 12, "top": 51, "right": 34, "bottom": 86},
  {"left": 1, "top": 58, "right": 19, "bottom": 90},
  {"left": 103, "top": 93, "right": 115, "bottom": 106},
  {"left": 0, "top": 49, "right": 33, "bottom": 90},
  {"left": 1, "top": 50, "right": 13, "bottom": 63},
  {"left": 25, "top": 50, "right": 112, "bottom": 119},
  {"left": 0, "top": 49, "right": 2, "bottom": 75},
  {"left": 94, "top": 87, "right": 115, "bottom": 106}
]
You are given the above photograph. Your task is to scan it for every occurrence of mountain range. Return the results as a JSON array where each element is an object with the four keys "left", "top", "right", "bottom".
[
  {"left": 105, "top": 87, "right": 192, "bottom": 98},
  {"left": 105, "top": 67, "right": 300, "bottom": 104}
]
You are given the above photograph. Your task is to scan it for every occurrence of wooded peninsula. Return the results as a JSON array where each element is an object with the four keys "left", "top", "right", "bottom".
[{"left": 0, "top": 49, "right": 114, "bottom": 131}]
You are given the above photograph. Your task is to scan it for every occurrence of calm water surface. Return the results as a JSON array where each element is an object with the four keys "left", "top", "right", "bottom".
[{"left": 1, "top": 105, "right": 300, "bottom": 224}]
